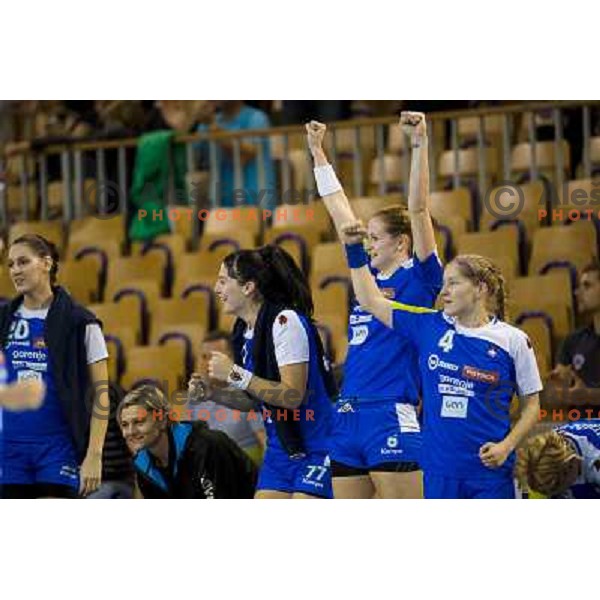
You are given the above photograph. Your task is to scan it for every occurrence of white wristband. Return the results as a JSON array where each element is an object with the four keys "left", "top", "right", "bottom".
[
  {"left": 227, "top": 365, "right": 253, "bottom": 391},
  {"left": 314, "top": 164, "right": 342, "bottom": 197}
]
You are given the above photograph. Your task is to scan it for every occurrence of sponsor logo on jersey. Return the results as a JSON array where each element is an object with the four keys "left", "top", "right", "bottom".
[
  {"left": 427, "top": 354, "right": 459, "bottom": 372},
  {"left": 349, "top": 325, "right": 369, "bottom": 346},
  {"left": 573, "top": 354, "right": 586, "bottom": 371},
  {"left": 487, "top": 346, "right": 498, "bottom": 358},
  {"left": 12, "top": 350, "right": 47, "bottom": 361},
  {"left": 278, "top": 315, "right": 288, "bottom": 326},
  {"left": 462, "top": 365, "right": 500, "bottom": 384},
  {"left": 33, "top": 337, "right": 46, "bottom": 349},
  {"left": 441, "top": 396, "right": 469, "bottom": 419},
  {"left": 337, "top": 402, "right": 355, "bottom": 414},
  {"left": 387, "top": 435, "right": 398, "bottom": 448}
]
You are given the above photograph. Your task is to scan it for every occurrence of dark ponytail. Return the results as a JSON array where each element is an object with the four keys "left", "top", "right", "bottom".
[
  {"left": 223, "top": 245, "right": 314, "bottom": 316},
  {"left": 10, "top": 233, "right": 60, "bottom": 285}
]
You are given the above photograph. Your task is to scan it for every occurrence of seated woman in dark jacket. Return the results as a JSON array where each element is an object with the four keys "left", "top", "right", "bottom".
[{"left": 118, "top": 384, "right": 257, "bottom": 499}]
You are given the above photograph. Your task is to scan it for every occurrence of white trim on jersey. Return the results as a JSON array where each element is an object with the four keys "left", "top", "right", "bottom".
[
  {"left": 85, "top": 323, "right": 109, "bottom": 365},
  {"left": 272, "top": 310, "right": 310, "bottom": 367},
  {"left": 14, "top": 305, "right": 108, "bottom": 365},
  {"left": 452, "top": 319, "right": 543, "bottom": 397}
]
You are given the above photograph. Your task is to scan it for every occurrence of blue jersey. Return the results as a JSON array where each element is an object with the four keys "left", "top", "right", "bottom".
[
  {"left": 2, "top": 307, "right": 69, "bottom": 440},
  {"left": 555, "top": 421, "right": 600, "bottom": 498},
  {"left": 391, "top": 305, "right": 543, "bottom": 478},
  {"left": 242, "top": 309, "right": 333, "bottom": 455},
  {"left": 341, "top": 253, "right": 443, "bottom": 402}
]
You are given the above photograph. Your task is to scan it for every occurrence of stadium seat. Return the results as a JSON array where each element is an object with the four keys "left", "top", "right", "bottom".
[
  {"left": 150, "top": 297, "right": 211, "bottom": 340},
  {"left": 203, "top": 206, "right": 262, "bottom": 243},
  {"left": 107, "top": 279, "right": 162, "bottom": 345},
  {"left": 458, "top": 114, "right": 504, "bottom": 145},
  {"left": 172, "top": 251, "right": 223, "bottom": 300},
  {"left": 5, "top": 184, "right": 37, "bottom": 218},
  {"left": 479, "top": 180, "right": 548, "bottom": 236},
  {"left": 313, "top": 281, "right": 350, "bottom": 322},
  {"left": 510, "top": 140, "right": 570, "bottom": 185},
  {"left": 429, "top": 187, "right": 474, "bottom": 230},
  {"left": 68, "top": 214, "right": 127, "bottom": 251},
  {"left": 456, "top": 228, "right": 522, "bottom": 275},
  {"left": 106, "top": 253, "right": 168, "bottom": 298},
  {"left": 350, "top": 195, "right": 404, "bottom": 224},
  {"left": 264, "top": 225, "right": 320, "bottom": 275},
  {"left": 104, "top": 326, "right": 137, "bottom": 383},
  {"left": 8, "top": 220, "right": 65, "bottom": 255},
  {"left": 200, "top": 229, "right": 256, "bottom": 254},
  {"left": 131, "top": 233, "right": 187, "bottom": 261},
  {"left": 510, "top": 272, "right": 574, "bottom": 343},
  {"left": 311, "top": 242, "right": 349, "bottom": 286},
  {"left": 438, "top": 147, "right": 498, "bottom": 182},
  {"left": 529, "top": 221, "right": 597, "bottom": 276},
  {"left": 121, "top": 345, "right": 187, "bottom": 396},
  {"left": 0, "top": 268, "right": 15, "bottom": 301},
  {"left": 59, "top": 257, "right": 102, "bottom": 304},
  {"left": 369, "top": 155, "right": 408, "bottom": 193},
  {"left": 555, "top": 178, "right": 600, "bottom": 223},
  {"left": 89, "top": 301, "right": 143, "bottom": 346},
  {"left": 387, "top": 124, "right": 408, "bottom": 154},
  {"left": 518, "top": 319, "right": 553, "bottom": 379},
  {"left": 217, "top": 310, "right": 236, "bottom": 334}
]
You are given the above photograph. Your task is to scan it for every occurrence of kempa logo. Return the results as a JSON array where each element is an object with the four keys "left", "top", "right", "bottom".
[{"left": 427, "top": 354, "right": 459, "bottom": 372}]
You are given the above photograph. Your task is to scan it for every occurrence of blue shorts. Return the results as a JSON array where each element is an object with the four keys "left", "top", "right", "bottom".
[
  {"left": 329, "top": 398, "right": 422, "bottom": 472},
  {"left": 1, "top": 436, "right": 80, "bottom": 493},
  {"left": 257, "top": 446, "right": 333, "bottom": 498},
  {"left": 424, "top": 473, "right": 516, "bottom": 499}
]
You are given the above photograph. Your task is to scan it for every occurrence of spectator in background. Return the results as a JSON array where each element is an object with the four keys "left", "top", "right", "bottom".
[
  {"left": 196, "top": 101, "right": 275, "bottom": 209},
  {"left": 546, "top": 260, "right": 600, "bottom": 411},
  {"left": 187, "top": 331, "right": 265, "bottom": 466},
  {"left": 118, "top": 384, "right": 257, "bottom": 499}
]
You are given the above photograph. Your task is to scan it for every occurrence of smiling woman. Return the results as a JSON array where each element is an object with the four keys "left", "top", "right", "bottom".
[
  {"left": 0, "top": 234, "right": 110, "bottom": 499},
  {"left": 117, "top": 384, "right": 257, "bottom": 499},
  {"left": 208, "top": 245, "right": 338, "bottom": 499}
]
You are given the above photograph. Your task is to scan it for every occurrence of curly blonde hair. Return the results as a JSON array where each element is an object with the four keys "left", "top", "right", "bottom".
[{"left": 515, "top": 430, "right": 580, "bottom": 496}]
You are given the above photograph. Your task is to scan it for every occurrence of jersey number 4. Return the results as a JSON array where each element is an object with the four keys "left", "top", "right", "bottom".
[{"left": 438, "top": 330, "right": 455, "bottom": 353}]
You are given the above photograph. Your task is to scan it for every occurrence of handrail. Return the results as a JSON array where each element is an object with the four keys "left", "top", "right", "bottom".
[{"left": 4, "top": 100, "right": 600, "bottom": 158}]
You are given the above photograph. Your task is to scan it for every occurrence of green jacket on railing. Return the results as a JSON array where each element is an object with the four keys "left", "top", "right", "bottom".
[{"left": 129, "top": 130, "right": 187, "bottom": 242}]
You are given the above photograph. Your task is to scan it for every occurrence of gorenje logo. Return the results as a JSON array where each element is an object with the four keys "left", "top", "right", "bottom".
[{"left": 428, "top": 354, "right": 459, "bottom": 372}]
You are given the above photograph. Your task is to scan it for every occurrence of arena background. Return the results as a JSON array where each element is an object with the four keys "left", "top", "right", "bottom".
[{"left": 1, "top": 100, "right": 597, "bottom": 421}]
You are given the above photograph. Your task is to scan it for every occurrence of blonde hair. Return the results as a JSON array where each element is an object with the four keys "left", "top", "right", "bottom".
[
  {"left": 371, "top": 205, "right": 413, "bottom": 254},
  {"left": 451, "top": 254, "right": 508, "bottom": 320},
  {"left": 515, "top": 430, "right": 579, "bottom": 496}
]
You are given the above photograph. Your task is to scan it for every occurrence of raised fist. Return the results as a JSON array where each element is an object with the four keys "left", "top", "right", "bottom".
[
  {"left": 399, "top": 111, "right": 427, "bottom": 144},
  {"left": 306, "top": 120, "right": 327, "bottom": 154}
]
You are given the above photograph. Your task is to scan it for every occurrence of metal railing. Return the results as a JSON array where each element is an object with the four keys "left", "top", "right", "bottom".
[{"left": 2, "top": 100, "right": 599, "bottom": 246}]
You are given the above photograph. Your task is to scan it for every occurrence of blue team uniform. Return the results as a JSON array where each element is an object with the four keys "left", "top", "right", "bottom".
[
  {"left": 243, "top": 310, "right": 334, "bottom": 498},
  {"left": 330, "top": 253, "right": 443, "bottom": 472},
  {"left": 1, "top": 308, "right": 79, "bottom": 492},
  {"left": 390, "top": 304, "right": 542, "bottom": 499},
  {"left": 554, "top": 421, "right": 600, "bottom": 498}
]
